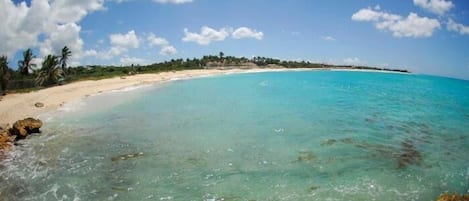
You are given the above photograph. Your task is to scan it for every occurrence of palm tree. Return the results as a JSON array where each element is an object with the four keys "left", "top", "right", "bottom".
[
  {"left": 0, "top": 56, "right": 11, "bottom": 95},
  {"left": 219, "top": 51, "right": 224, "bottom": 61},
  {"left": 35, "top": 55, "right": 63, "bottom": 86},
  {"left": 59, "top": 46, "right": 72, "bottom": 75},
  {"left": 18, "top": 48, "right": 35, "bottom": 76}
]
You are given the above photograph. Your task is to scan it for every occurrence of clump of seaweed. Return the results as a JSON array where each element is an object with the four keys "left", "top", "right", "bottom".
[
  {"left": 436, "top": 193, "right": 469, "bottom": 201},
  {"left": 320, "top": 138, "right": 353, "bottom": 146},
  {"left": 397, "top": 140, "right": 422, "bottom": 169},
  {"left": 352, "top": 139, "right": 423, "bottom": 169},
  {"left": 309, "top": 185, "right": 320, "bottom": 192},
  {"left": 340, "top": 138, "right": 353, "bottom": 144},
  {"left": 111, "top": 152, "right": 144, "bottom": 162},
  {"left": 297, "top": 151, "right": 317, "bottom": 163},
  {"left": 320, "top": 139, "right": 337, "bottom": 146},
  {"left": 319, "top": 135, "right": 425, "bottom": 169}
]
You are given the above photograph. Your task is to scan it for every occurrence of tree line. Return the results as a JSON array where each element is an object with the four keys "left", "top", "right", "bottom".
[
  {"left": 1, "top": 46, "right": 71, "bottom": 95},
  {"left": 0, "top": 51, "right": 408, "bottom": 95}
]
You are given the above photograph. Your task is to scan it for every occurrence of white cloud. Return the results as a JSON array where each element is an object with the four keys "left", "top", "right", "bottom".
[
  {"left": 232, "top": 27, "right": 263, "bottom": 40},
  {"left": 388, "top": 13, "right": 440, "bottom": 37},
  {"left": 96, "top": 31, "right": 178, "bottom": 60},
  {"left": 447, "top": 19, "right": 469, "bottom": 35},
  {"left": 91, "top": 30, "right": 141, "bottom": 60},
  {"left": 413, "top": 0, "right": 453, "bottom": 15},
  {"left": 84, "top": 49, "right": 98, "bottom": 57},
  {"left": 0, "top": 0, "right": 105, "bottom": 66},
  {"left": 98, "top": 44, "right": 125, "bottom": 60},
  {"left": 352, "top": 7, "right": 440, "bottom": 38},
  {"left": 352, "top": 7, "right": 401, "bottom": 22},
  {"left": 110, "top": 30, "right": 139, "bottom": 49},
  {"left": 153, "top": 0, "right": 193, "bottom": 4},
  {"left": 49, "top": 0, "right": 105, "bottom": 23},
  {"left": 343, "top": 57, "right": 361, "bottom": 65},
  {"left": 159, "top": 45, "right": 177, "bottom": 55},
  {"left": 147, "top": 33, "right": 177, "bottom": 56},
  {"left": 110, "top": 0, "right": 132, "bottom": 3},
  {"left": 0, "top": 1, "right": 38, "bottom": 57},
  {"left": 147, "top": 33, "right": 169, "bottom": 47},
  {"left": 40, "top": 23, "right": 84, "bottom": 61},
  {"left": 120, "top": 56, "right": 151, "bottom": 65},
  {"left": 182, "top": 26, "right": 231, "bottom": 45},
  {"left": 323, "top": 36, "right": 336, "bottom": 41},
  {"left": 183, "top": 26, "right": 265, "bottom": 45}
]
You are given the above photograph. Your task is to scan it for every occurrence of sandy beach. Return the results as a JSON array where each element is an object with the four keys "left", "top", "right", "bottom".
[{"left": 0, "top": 68, "right": 309, "bottom": 125}]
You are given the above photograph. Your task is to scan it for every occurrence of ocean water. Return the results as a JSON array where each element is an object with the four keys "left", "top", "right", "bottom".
[{"left": 1, "top": 70, "right": 468, "bottom": 201}]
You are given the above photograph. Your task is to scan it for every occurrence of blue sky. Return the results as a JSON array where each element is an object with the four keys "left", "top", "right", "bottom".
[{"left": 2, "top": 0, "right": 469, "bottom": 80}]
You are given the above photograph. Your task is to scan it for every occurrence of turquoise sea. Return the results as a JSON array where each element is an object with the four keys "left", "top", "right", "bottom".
[{"left": 1, "top": 70, "right": 468, "bottom": 200}]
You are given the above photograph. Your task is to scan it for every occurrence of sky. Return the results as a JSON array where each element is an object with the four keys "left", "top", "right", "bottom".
[{"left": 1, "top": 0, "right": 469, "bottom": 80}]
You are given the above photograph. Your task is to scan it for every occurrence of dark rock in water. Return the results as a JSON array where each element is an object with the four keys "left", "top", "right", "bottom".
[
  {"left": 111, "top": 152, "right": 144, "bottom": 162},
  {"left": 9, "top": 118, "right": 43, "bottom": 139},
  {"left": 352, "top": 141, "right": 394, "bottom": 157},
  {"left": 321, "top": 138, "right": 353, "bottom": 146},
  {"left": 34, "top": 102, "right": 44, "bottom": 108},
  {"left": 321, "top": 139, "right": 337, "bottom": 146},
  {"left": 397, "top": 140, "right": 422, "bottom": 169},
  {"left": 309, "top": 185, "right": 320, "bottom": 192},
  {"left": 340, "top": 138, "right": 353, "bottom": 144},
  {"left": 436, "top": 193, "right": 469, "bottom": 201},
  {"left": 1, "top": 118, "right": 43, "bottom": 160},
  {"left": 297, "top": 151, "right": 317, "bottom": 163},
  {"left": 345, "top": 137, "right": 423, "bottom": 169}
]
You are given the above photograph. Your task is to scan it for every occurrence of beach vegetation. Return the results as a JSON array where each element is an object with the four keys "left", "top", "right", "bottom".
[
  {"left": 60, "top": 46, "right": 72, "bottom": 76},
  {"left": 0, "top": 56, "right": 11, "bottom": 95},
  {"left": 219, "top": 51, "right": 224, "bottom": 60},
  {"left": 35, "top": 55, "right": 63, "bottom": 86},
  {"left": 17, "top": 48, "right": 36, "bottom": 76},
  {"left": 3, "top": 51, "right": 409, "bottom": 93}
]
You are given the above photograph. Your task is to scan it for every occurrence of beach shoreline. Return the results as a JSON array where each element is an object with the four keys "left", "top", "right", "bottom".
[
  {"left": 0, "top": 67, "right": 407, "bottom": 125},
  {"left": 0, "top": 68, "right": 308, "bottom": 125}
]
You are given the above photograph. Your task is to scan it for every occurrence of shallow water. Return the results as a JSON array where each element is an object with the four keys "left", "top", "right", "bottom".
[{"left": 1, "top": 71, "right": 468, "bottom": 201}]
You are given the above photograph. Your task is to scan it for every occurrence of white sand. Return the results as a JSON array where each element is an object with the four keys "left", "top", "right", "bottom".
[{"left": 0, "top": 68, "right": 310, "bottom": 125}]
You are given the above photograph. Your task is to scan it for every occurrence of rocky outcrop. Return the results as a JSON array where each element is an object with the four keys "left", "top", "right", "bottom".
[
  {"left": 0, "top": 118, "right": 43, "bottom": 160},
  {"left": 0, "top": 124, "right": 13, "bottom": 159},
  {"left": 9, "top": 118, "right": 43, "bottom": 139},
  {"left": 436, "top": 193, "right": 469, "bottom": 201}
]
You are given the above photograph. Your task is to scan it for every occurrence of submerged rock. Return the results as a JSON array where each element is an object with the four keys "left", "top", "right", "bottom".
[
  {"left": 342, "top": 137, "right": 423, "bottom": 169},
  {"left": 436, "top": 193, "right": 469, "bottom": 201},
  {"left": 34, "top": 102, "right": 44, "bottom": 108},
  {"left": 340, "top": 138, "right": 353, "bottom": 144},
  {"left": 321, "top": 139, "right": 337, "bottom": 146},
  {"left": 297, "top": 151, "right": 317, "bottom": 163},
  {"left": 320, "top": 138, "right": 353, "bottom": 146},
  {"left": 9, "top": 118, "right": 43, "bottom": 139},
  {"left": 397, "top": 140, "right": 422, "bottom": 169},
  {"left": 309, "top": 185, "right": 320, "bottom": 192},
  {"left": 111, "top": 152, "right": 144, "bottom": 162}
]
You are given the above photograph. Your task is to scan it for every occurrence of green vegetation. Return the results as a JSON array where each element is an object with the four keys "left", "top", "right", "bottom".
[
  {"left": 1, "top": 56, "right": 11, "bottom": 95},
  {"left": 60, "top": 46, "right": 71, "bottom": 75},
  {"left": 0, "top": 50, "right": 409, "bottom": 95},
  {"left": 35, "top": 55, "right": 63, "bottom": 86},
  {"left": 18, "top": 48, "right": 35, "bottom": 76}
]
